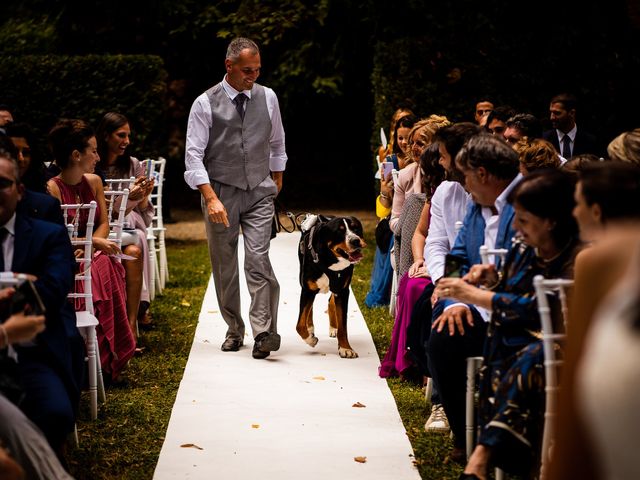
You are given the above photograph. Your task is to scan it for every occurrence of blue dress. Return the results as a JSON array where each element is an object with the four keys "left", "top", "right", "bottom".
[
  {"left": 365, "top": 236, "right": 394, "bottom": 307},
  {"left": 476, "top": 237, "right": 582, "bottom": 476}
]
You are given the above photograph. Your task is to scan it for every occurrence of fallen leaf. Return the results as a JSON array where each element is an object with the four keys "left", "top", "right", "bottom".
[
  {"left": 180, "top": 443, "right": 203, "bottom": 450},
  {"left": 352, "top": 402, "right": 366, "bottom": 408},
  {"left": 354, "top": 456, "right": 367, "bottom": 463},
  {"left": 181, "top": 300, "right": 191, "bottom": 307},
  {"left": 313, "top": 376, "right": 326, "bottom": 381},
  {"left": 251, "top": 424, "right": 260, "bottom": 429}
]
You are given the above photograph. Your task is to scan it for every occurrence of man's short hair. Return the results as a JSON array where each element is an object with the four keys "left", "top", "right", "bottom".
[
  {"left": 456, "top": 134, "right": 519, "bottom": 180},
  {"left": 226, "top": 37, "right": 260, "bottom": 61}
]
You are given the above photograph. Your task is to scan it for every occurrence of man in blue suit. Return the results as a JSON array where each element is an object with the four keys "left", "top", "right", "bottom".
[
  {"left": 427, "top": 134, "right": 521, "bottom": 464},
  {"left": 0, "top": 152, "right": 78, "bottom": 458}
]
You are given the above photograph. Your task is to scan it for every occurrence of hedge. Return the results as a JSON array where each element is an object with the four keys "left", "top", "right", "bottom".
[{"left": 0, "top": 54, "right": 168, "bottom": 160}]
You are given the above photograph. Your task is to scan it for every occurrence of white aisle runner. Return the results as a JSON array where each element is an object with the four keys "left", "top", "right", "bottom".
[{"left": 153, "top": 232, "right": 420, "bottom": 479}]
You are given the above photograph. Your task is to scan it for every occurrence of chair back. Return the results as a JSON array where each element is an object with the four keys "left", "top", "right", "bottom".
[
  {"left": 533, "top": 274, "right": 574, "bottom": 480},
  {"left": 104, "top": 188, "right": 130, "bottom": 252},
  {"left": 143, "top": 157, "right": 166, "bottom": 232},
  {"left": 479, "top": 244, "right": 508, "bottom": 267},
  {"left": 105, "top": 176, "right": 135, "bottom": 191},
  {"left": 61, "top": 201, "right": 98, "bottom": 314}
]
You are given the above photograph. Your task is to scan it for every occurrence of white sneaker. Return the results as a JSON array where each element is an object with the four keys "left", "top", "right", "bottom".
[{"left": 425, "top": 404, "right": 450, "bottom": 432}]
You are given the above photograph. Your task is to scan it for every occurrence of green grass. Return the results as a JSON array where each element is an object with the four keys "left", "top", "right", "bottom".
[{"left": 67, "top": 234, "right": 464, "bottom": 479}]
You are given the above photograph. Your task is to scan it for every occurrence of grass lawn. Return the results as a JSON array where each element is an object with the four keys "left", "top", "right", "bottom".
[{"left": 67, "top": 231, "right": 465, "bottom": 479}]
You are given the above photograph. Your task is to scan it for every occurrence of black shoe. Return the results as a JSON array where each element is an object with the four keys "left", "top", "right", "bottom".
[
  {"left": 252, "top": 343, "right": 270, "bottom": 359},
  {"left": 458, "top": 474, "right": 481, "bottom": 480},
  {"left": 255, "top": 331, "right": 281, "bottom": 351},
  {"left": 221, "top": 337, "right": 243, "bottom": 352},
  {"left": 252, "top": 331, "right": 281, "bottom": 359}
]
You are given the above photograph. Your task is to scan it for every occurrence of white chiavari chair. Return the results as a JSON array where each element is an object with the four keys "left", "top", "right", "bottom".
[
  {"left": 534, "top": 274, "right": 573, "bottom": 480},
  {"left": 60, "top": 201, "right": 105, "bottom": 421},
  {"left": 143, "top": 157, "right": 168, "bottom": 298},
  {"left": 465, "top": 245, "right": 509, "bottom": 479}
]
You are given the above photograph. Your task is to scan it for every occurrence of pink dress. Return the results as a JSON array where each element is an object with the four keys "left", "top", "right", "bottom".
[{"left": 51, "top": 176, "right": 135, "bottom": 378}]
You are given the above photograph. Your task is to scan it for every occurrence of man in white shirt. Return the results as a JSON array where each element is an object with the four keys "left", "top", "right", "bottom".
[
  {"left": 410, "top": 122, "right": 480, "bottom": 433},
  {"left": 427, "top": 134, "right": 521, "bottom": 463},
  {"left": 184, "top": 37, "right": 287, "bottom": 359}
]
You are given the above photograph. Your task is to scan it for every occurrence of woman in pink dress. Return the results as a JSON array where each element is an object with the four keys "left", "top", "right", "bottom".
[{"left": 46, "top": 118, "right": 135, "bottom": 383}]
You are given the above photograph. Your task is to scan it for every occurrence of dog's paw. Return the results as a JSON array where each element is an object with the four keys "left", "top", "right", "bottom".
[
  {"left": 338, "top": 347, "right": 358, "bottom": 358},
  {"left": 328, "top": 326, "right": 337, "bottom": 338},
  {"left": 304, "top": 335, "right": 319, "bottom": 347}
]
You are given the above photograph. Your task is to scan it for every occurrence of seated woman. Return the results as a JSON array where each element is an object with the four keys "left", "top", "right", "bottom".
[
  {"left": 96, "top": 112, "right": 155, "bottom": 336},
  {"left": 379, "top": 141, "right": 445, "bottom": 379},
  {"left": 47, "top": 118, "right": 136, "bottom": 384},
  {"left": 549, "top": 161, "right": 640, "bottom": 480},
  {"left": 365, "top": 113, "right": 417, "bottom": 307},
  {"left": 435, "top": 169, "right": 583, "bottom": 479}
]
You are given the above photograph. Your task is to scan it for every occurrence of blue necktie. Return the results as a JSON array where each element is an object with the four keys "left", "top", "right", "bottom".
[
  {"left": 233, "top": 93, "right": 247, "bottom": 121},
  {"left": 561, "top": 134, "right": 572, "bottom": 159}
]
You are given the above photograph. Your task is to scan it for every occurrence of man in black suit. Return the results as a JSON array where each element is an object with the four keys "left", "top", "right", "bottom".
[
  {"left": 0, "top": 151, "right": 79, "bottom": 457},
  {"left": 542, "top": 92, "right": 603, "bottom": 159}
]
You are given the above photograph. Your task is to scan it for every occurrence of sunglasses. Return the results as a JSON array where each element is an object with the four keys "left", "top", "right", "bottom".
[{"left": 0, "top": 177, "right": 16, "bottom": 190}]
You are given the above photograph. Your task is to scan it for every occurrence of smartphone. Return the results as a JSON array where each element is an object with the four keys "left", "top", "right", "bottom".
[
  {"left": 381, "top": 161, "right": 394, "bottom": 178},
  {"left": 444, "top": 253, "right": 465, "bottom": 278},
  {"left": 10, "top": 279, "right": 46, "bottom": 316}
]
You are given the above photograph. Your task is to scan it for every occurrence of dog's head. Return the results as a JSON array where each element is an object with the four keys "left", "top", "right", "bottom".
[{"left": 324, "top": 216, "right": 366, "bottom": 265}]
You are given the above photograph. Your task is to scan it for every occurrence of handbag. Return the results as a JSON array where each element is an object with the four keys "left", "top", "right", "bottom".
[{"left": 375, "top": 216, "right": 393, "bottom": 253}]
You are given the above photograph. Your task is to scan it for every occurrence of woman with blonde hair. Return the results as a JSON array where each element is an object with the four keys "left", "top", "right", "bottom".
[{"left": 607, "top": 127, "right": 640, "bottom": 164}]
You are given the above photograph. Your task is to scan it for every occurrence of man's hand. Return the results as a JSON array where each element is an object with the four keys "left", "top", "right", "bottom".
[
  {"left": 271, "top": 171, "right": 283, "bottom": 194},
  {"left": 2, "top": 311, "right": 46, "bottom": 345},
  {"left": 206, "top": 197, "right": 229, "bottom": 227},
  {"left": 432, "top": 305, "right": 474, "bottom": 336}
]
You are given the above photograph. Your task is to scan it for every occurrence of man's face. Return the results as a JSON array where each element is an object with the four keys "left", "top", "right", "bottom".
[
  {"left": 549, "top": 102, "right": 574, "bottom": 132},
  {"left": 0, "top": 157, "right": 22, "bottom": 225},
  {"left": 486, "top": 118, "right": 506, "bottom": 136},
  {"left": 474, "top": 102, "right": 493, "bottom": 124},
  {"left": 0, "top": 110, "right": 13, "bottom": 127},
  {"left": 503, "top": 125, "right": 523, "bottom": 145},
  {"left": 455, "top": 159, "right": 495, "bottom": 206},
  {"left": 438, "top": 142, "right": 452, "bottom": 173},
  {"left": 225, "top": 49, "right": 261, "bottom": 92}
]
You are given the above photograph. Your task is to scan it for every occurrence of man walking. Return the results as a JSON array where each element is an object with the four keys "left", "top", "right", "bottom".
[{"left": 184, "top": 37, "right": 287, "bottom": 359}]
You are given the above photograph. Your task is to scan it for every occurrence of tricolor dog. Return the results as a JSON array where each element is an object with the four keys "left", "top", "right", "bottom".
[{"left": 296, "top": 214, "right": 366, "bottom": 358}]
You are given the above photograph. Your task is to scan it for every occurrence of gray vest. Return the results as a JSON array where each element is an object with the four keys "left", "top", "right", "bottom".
[{"left": 204, "top": 83, "right": 271, "bottom": 190}]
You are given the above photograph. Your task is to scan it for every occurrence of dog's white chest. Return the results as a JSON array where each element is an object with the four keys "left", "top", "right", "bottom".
[
  {"left": 315, "top": 273, "right": 330, "bottom": 294},
  {"left": 328, "top": 257, "right": 351, "bottom": 271}
]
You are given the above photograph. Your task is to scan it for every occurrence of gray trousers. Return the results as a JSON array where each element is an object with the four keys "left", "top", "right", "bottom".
[
  {"left": 0, "top": 394, "right": 74, "bottom": 479},
  {"left": 202, "top": 175, "right": 280, "bottom": 341}
]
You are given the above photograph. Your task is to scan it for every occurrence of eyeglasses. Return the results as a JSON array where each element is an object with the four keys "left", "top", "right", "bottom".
[{"left": 0, "top": 177, "right": 15, "bottom": 190}]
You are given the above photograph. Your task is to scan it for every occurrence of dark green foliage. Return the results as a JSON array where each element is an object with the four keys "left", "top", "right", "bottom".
[{"left": 0, "top": 54, "right": 167, "bottom": 160}]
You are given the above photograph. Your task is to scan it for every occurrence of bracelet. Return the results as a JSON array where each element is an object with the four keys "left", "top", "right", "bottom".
[
  {"left": 0, "top": 324, "right": 9, "bottom": 349},
  {"left": 486, "top": 271, "right": 504, "bottom": 291},
  {"left": 379, "top": 193, "right": 389, "bottom": 200}
]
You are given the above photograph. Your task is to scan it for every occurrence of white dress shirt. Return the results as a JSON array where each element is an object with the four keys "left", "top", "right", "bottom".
[
  {"left": 0, "top": 213, "right": 16, "bottom": 272},
  {"left": 184, "top": 76, "right": 288, "bottom": 190},
  {"left": 424, "top": 181, "right": 470, "bottom": 283}
]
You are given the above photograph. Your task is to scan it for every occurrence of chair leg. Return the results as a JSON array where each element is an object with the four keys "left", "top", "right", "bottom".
[
  {"left": 466, "top": 356, "right": 483, "bottom": 459},
  {"left": 85, "top": 326, "right": 98, "bottom": 420},
  {"left": 147, "top": 234, "right": 156, "bottom": 300},
  {"left": 159, "top": 229, "right": 168, "bottom": 288},
  {"left": 94, "top": 336, "right": 106, "bottom": 404}
]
